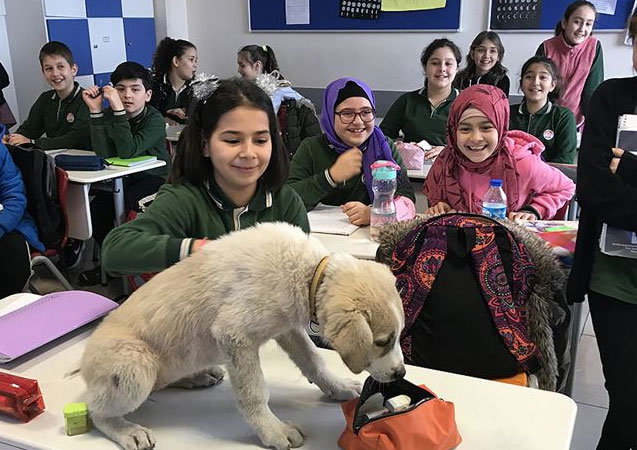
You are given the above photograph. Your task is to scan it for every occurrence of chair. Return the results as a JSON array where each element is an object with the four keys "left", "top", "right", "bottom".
[
  {"left": 28, "top": 167, "right": 73, "bottom": 291},
  {"left": 549, "top": 163, "right": 578, "bottom": 221}
]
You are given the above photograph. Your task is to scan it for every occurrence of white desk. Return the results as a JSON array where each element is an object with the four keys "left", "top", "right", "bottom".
[
  {"left": 47, "top": 150, "right": 166, "bottom": 240},
  {"left": 0, "top": 328, "right": 576, "bottom": 450},
  {"left": 166, "top": 124, "right": 185, "bottom": 143},
  {"left": 406, "top": 161, "right": 433, "bottom": 180},
  {"left": 312, "top": 227, "right": 378, "bottom": 260}
]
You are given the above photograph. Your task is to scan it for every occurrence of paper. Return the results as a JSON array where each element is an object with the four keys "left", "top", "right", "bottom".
[
  {"left": 381, "top": 0, "right": 446, "bottom": 12},
  {"left": 308, "top": 204, "right": 359, "bottom": 235},
  {"left": 285, "top": 0, "right": 310, "bottom": 25},
  {"left": 589, "top": 0, "right": 617, "bottom": 15}
]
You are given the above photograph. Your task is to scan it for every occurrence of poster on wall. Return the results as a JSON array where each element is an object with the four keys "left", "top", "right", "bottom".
[{"left": 490, "top": 0, "right": 542, "bottom": 30}]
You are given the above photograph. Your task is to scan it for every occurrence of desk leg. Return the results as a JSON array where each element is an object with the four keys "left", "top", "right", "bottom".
[{"left": 110, "top": 177, "right": 129, "bottom": 295}]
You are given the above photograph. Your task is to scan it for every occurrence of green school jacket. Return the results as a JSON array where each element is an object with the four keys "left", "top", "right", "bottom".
[
  {"left": 15, "top": 82, "right": 91, "bottom": 150},
  {"left": 287, "top": 134, "right": 415, "bottom": 211},
  {"left": 102, "top": 178, "right": 309, "bottom": 275},
  {"left": 89, "top": 105, "right": 170, "bottom": 177}
]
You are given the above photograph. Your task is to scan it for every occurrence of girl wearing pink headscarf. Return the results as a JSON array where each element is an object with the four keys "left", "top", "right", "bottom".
[{"left": 424, "top": 85, "right": 574, "bottom": 221}]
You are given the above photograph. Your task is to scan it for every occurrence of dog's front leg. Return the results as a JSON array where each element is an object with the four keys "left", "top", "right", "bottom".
[
  {"left": 224, "top": 339, "right": 304, "bottom": 450},
  {"left": 275, "top": 328, "right": 360, "bottom": 401}
]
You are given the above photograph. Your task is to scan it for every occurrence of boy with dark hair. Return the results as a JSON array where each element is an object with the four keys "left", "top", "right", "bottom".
[
  {"left": 79, "top": 61, "right": 169, "bottom": 285},
  {"left": 5, "top": 41, "right": 90, "bottom": 149}
]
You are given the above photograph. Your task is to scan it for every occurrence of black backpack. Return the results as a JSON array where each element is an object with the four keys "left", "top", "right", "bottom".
[{"left": 7, "top": 144, "right": 63, "bottom": 249}]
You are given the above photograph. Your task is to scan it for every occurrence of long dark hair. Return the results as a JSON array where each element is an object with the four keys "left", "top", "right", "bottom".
[
  {"left": 456, "top": 31, "right": 508, "bottom": 87},
  {"left": 170, "top": 78, "right": 288, "bottom": 191},
  {"left": 152, "top": 37, "right": 196, "bottom": 77},
  {"left": 520, "top": 56, "right": 563, "bottom": 103},
  {"left": 555, "top": 1, "right": 597, "bottom": 36},
  {"left": 420, "top": 38, "right": 461, "bottom": 88},
  {"left": 238, "top": 45, "right": 281, "bottom": 77}
]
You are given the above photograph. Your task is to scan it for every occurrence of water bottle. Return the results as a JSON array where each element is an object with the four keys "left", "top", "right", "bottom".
[
  {"left": 482, "top": 179, "right": 507, "bottom": 219},
  {"left": 370, "top": 160, "right": 400, "bottom": 241}
]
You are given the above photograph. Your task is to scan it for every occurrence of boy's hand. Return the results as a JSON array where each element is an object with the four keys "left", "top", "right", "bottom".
[
  {"left": 329, "top": 147, "right": 363, "bottom": 184},
  {"left": 610, "top": 147, "right": 625, "bottom": 174},
  {"left": 167, "top": 108, "right": 187, "bottom": 120},
  {"left": 341, "top": 201, "right": 371, "bottom": 226},
  {"left": 82, "top": 86, "right": 104, "bottom": 113},
  {"left": 102, "top": 85, "right": 124, "bottom": 111},
  {"left": 6, "top": 133, "right": 31, "bottom": 146}
]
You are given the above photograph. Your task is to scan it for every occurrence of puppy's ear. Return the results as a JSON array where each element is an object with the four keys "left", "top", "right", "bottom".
[{"left": 329, "top": 311, "right": 373, "bottom": 374}]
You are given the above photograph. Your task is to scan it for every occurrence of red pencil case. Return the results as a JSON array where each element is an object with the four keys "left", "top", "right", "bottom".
[{"left": 0, "top": 372, "right": 45, "bottom": 422}]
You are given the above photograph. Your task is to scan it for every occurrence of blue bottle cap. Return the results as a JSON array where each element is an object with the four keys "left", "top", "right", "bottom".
[{"left": 490, "top": 179, "right": 503, "bottom": 187}]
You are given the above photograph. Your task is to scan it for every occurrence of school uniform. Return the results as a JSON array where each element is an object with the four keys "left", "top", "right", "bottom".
[
  {"left": 149, "top": 74, "right": 193, "bottom": 124},
  {"left": 287, "top": 134, "right": 415, "bottom": 211},
  {"left": 509, "top": 101, "right": 578, "bottom": 164},
  {"left": 101, "top": 179, "right": 309, "bottom": 275},
  {"left": 15, "top": 82, "right": 90, "bottom": 150},
  {"left": 455, "top": 71, "right": 510, "bottom": 97},
  {"left": 380, "top": 87, "right": 458, "bottom": 145}
]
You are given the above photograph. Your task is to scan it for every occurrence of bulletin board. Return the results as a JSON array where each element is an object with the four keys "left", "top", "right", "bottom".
[
  {"left": 248, "top": 0, "right": 462, "bottom": 31},
  {"left": 489, "top": 0, "right": 636, "bottom": 32}
]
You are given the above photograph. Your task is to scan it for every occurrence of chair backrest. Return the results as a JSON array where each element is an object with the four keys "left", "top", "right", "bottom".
[{"left": 548, "top": 162, "right": 578, "bottom": 220}]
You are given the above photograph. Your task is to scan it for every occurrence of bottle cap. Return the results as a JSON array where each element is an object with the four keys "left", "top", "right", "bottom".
[
  {"left": 490, "top": 179, "right": 503, "bottom": 187},
  {"left": 371, "top": 160, "right": 400, "bottom": 180}
]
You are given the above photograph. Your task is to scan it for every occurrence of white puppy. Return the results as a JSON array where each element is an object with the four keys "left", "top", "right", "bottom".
[{"left": 81, "top": 222, "right": 405, "bottom": 450}]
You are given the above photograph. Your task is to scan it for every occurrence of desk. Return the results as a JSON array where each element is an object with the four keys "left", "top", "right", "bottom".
[
  {"left": 312, "top": 227, "right": 378, "bottom": 260},
  {"left": 46, "top": 150, "right": 166, "bottom": 240},
  {"left": 406, "top": 161, "right": 432, "bottom": 180},
  {"left": 166, "top": 124, "right": 185, "bottom": 143},
  {"left": 0, "top": 330, "right": 576, "bottom": 450}
]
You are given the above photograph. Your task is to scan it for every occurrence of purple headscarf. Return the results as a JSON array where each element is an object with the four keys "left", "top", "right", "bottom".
[{"left": 320, "top": 77, "right": 397, "bottom": 201}]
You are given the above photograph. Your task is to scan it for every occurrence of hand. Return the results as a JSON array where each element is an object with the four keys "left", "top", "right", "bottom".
[
  {"left": 190, "top": 239, "right": 208, "bottom": 254},
  {"left": 6, "top": 133, "right": 31, "bottom": 146},
  {"left": 329, "top": 147, "right": 363, "bottom": 184},
  {"left": 167, "top": 108, "right": 187, "bottom": 120},
  {"left": 341, "top": 201, "right": 371, "bottom": 226},
  {"left": 610, "top": 147, "right": 625, "bottom": 174},
  {"left": 425, "top": 145, "right": 444, "bottom": 160},
  {"left": 102, "top": 85, "right": 124, "bottom": 111},
  {"left": 425, "top": 202, "right": 454, "bottom": 216},
  {"left": 509, "top": 211, "right": 537, "bottom": 222}
]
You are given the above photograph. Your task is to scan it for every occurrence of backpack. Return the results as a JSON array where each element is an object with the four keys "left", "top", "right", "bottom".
[
  {"left": 6, "top": 144, "right": 62, "bottom": 249},
  {"left": 389, "top": 213, "right": 542, "bottom": 381}
]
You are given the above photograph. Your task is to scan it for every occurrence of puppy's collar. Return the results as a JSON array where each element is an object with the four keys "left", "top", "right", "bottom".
[{"left": 309, "top": 255, "right": 330, "bottom": 322}]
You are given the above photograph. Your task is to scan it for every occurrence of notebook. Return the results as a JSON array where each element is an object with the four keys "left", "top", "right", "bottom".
[
  {"left": 105, "top": 155, "right": 157, "bottom": 167},
  {"left": 0, "top": 290, "right": 118, "bottom": 362},
  {"left": 597, "top": 114, "right": 637, "bottom": 258},
  {"left": 308, "top": 204, "right": 360, "bottom": 235}
]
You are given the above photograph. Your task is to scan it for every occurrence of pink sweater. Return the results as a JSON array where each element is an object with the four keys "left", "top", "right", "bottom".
[{"left": 426, "top": 131, "right": 575, "bottom": 219}]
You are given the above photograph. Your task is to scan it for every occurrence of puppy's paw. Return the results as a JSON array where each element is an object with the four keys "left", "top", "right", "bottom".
[
  {"left": 170, "top": 366, "right": 225, "bottom": 389},
  {"left": 115, "top": 424, "right": 156, "bottom": 450},
  {"left": 321, "top": 377, "right": 361, "bottom": 401},
  {"left": 258, "top": 420, "right": 304, "bottom": 450}
]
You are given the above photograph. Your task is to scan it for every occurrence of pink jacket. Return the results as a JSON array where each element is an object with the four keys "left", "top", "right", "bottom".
[{"left": 426, "top": 131, "right": 575, "bottom": 219}]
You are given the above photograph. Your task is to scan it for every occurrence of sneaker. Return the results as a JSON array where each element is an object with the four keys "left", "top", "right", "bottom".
[
  {"left": 78, "top": 266, "right": 111, "bottom": 287},
  {"left": 63, "top": 239, "right": 85, "bottom": 269}
]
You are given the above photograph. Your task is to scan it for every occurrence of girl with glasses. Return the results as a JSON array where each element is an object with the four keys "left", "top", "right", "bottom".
[{"left": 288, "top": 77, "right": 415, "bottom": 226}]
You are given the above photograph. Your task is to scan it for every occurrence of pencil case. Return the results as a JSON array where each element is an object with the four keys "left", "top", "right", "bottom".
[
  {"left": 0, "top": 372, "right": 45, "bottom": 422},
  {"left": 54, "top": 154, "right": 105, "bottom": 171},
  {"left": 338, "top": 376, "right": 461, "bottom": 450}
]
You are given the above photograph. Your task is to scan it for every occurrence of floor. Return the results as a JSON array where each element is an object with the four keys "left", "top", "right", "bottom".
[{"left": 28, "top": 242, "right": 608, "bottom": 450}]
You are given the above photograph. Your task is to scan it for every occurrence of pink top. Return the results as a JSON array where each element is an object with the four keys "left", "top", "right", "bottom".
[{"left": 543, "top": 35, "right": 598, "bottom": 127}]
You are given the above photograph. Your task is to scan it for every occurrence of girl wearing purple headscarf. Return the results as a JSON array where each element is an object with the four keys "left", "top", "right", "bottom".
[{"left": 287, "top": 77, "right": 415, "bottom": 226}]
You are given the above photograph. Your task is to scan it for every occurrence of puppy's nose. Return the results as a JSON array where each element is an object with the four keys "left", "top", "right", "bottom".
[{"left": 392, "top": 365, "right": 406, "bottom": 380}]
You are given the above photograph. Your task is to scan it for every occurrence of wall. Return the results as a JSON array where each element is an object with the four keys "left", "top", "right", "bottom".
[
  {"left": 184, "top": 0, "right": 635, "bottom": 94},
  {"left": 0, "top": 0, "right": 19, "bottom": 126}
]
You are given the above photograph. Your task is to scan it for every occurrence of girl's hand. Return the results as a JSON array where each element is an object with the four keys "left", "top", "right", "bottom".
[
  {"left": 102, "top": 85, "right": 124, "bottom": 111},
  {"left": 82, "top": 86, "right": 103, "bottom": 113},
  {"left": 424, "top": 146, "right": 444, "bottom": 160},
  {"left": 167, "top": 108, "right": 187, "bottom": 120},
  {"left": 508, "top": 211, "right": 537, "bottom": 222},
  {"left": 329, "top": 147, "right": 363, "bottom": 184},
  {"left": 341, "top": 201, "right": 370, "bottom": 226},
  {"left": 425, "top": 202, "right": 454, "bottom": 216},
  {"left": 190, "top": 239, "right": 208, "bottom": 254},
  {"left": 610, "top": 147, "right": 625, "bottom": 174}
]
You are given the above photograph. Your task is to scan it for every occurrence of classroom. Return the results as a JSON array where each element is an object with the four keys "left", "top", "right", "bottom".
[{"left": 1, "top": 0, "right": 636, "bottom": 449}]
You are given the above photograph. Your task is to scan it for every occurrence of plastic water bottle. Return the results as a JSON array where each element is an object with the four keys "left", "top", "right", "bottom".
[
  {"left": 482, "top": 179, "right": 507, "bottom": 219},
  {"left": 370, "top": 160, "right": 400, "bottom": 241}
]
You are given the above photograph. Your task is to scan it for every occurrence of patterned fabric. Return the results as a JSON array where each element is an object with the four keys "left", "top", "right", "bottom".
[{"left": 391, "top": 214, "right": 540, "bottom": 372}]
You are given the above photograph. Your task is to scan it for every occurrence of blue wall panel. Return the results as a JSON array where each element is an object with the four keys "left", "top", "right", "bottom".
[
  {"left": 123, "top": 18, "right": 156, "bottom": 68},
  {"left": 46, "top": 19, "right": 93, "bottom": 76},
  {"left": 85, "top": 0, "right": 122, "bottom": 18}
]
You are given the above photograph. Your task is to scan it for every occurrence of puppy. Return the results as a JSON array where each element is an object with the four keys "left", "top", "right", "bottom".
[{"left": 81, "top": 222, "right": 405, "bottom": 450}]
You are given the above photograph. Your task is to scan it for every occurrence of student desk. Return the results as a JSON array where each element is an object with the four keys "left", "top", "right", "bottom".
[
  {"left": 166, "top": 124, "right": 185, "bottom": 143},
  {"left": 312, "top": 227, "right": 377, "bottom": 260},
  {"left": 0, "top": 327, "right": 576, "bottom": 450},
  {"left": 45, "top": 150, "right": 166, "bottom": 240}
]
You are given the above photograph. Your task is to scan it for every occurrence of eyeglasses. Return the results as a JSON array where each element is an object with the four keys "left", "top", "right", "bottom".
[{"left": 334, "top": 108, "right": 376, "bottom": 124}]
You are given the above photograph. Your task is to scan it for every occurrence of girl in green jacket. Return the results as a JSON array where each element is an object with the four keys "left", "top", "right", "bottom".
[{"left": 102, "top": 78, "right": 309, "bottom": 276}]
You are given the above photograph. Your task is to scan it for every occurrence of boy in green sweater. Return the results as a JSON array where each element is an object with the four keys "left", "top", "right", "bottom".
[
  {"left": 5, "top": 41, "right": 90, "bottom": 150},
  {"left": 79, "top": 62, "right": 169, "bottom": 284}
]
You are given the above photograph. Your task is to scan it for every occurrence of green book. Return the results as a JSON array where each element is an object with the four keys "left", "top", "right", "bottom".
[{"left": 105, "top": 155, "right": 157, "bottom": 167}]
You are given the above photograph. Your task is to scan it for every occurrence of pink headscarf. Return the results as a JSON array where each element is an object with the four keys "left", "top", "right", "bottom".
[{"left": 425, "top": 84, "right": 520, "bottom": 213}]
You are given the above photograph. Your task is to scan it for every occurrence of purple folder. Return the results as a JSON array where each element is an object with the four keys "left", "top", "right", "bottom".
[{"left": 0, "top": 290, "right": 118, "bottom": 362}]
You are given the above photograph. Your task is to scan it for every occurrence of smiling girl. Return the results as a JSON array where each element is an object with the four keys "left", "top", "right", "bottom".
[
  {"left": 510, "top": 56, "right": 577, "bottom": 164},
  {"left": 101, "top": 78, "right": 309, "bottom": 275},
  {"left": 536, "top": 1, "right": 603, "bottom": 128},
  {"left": 455, "top": 31, "right": 510, "bottom": 97},
  {"left": 288, "top": 77, "right": 415, "bottom": 226},
  {"left": 380, "top": 39, "right": 461, "bottom": 160},
  {"left": 424, "top": 85, "right": 574, "bottom": 221}
]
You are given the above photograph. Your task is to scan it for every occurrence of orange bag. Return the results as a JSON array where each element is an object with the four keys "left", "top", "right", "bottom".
[{"left": 338, "top": 377, "right": 462, "bottom": 450}]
